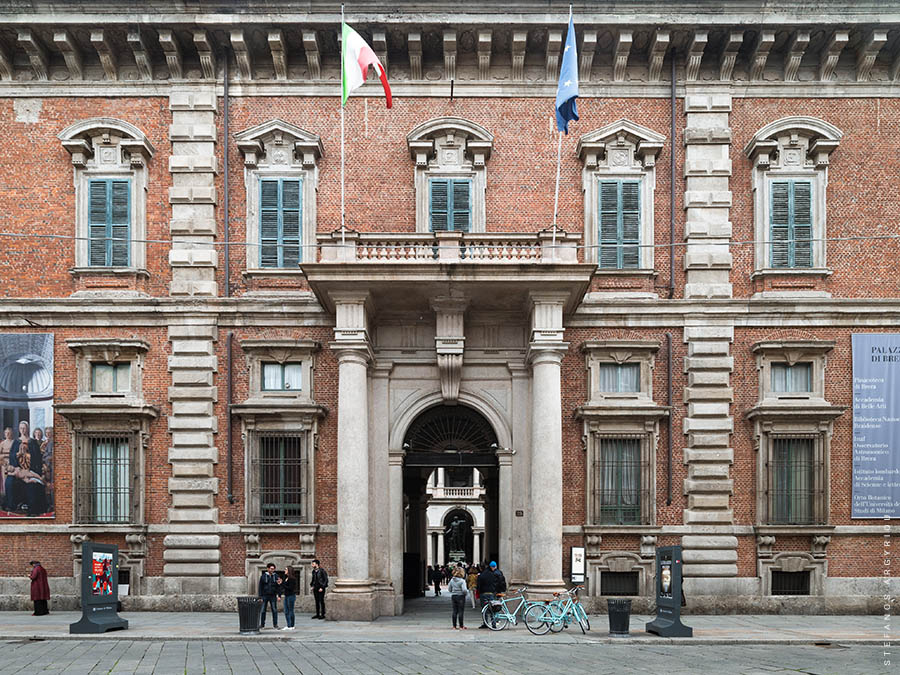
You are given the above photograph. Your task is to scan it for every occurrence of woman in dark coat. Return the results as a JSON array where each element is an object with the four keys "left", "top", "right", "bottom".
[{"left": 29, "top": 560, "right": 50, "bottom": 615}]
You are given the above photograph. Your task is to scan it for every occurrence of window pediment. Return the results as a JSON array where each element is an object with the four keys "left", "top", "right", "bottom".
[
  {"left": 406, "top": 117, "right": 494, "bottom": 167},
  {"left": 59, "top": 118, "right": 154, "bottom": 168},
  {"left": 234, "top": 119, "right": 323, "bottom": 169},
  {"left": 744, "top": 117, "right": 842, "bottom": 171},
  {"left": 576, "top": 120, "right": 665, "bottom": 170}
]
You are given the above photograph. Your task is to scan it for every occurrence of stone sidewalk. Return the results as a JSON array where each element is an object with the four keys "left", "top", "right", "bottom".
[{"left": 0, "top": 601, "right": 890, "bottom": 645}]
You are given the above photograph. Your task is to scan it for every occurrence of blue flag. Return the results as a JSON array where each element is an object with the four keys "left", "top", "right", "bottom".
[{"left": 555, "top": 14, "right": 579, "bottom": 134}]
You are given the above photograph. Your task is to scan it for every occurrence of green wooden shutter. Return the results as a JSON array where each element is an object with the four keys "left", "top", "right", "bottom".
[
  {"left": 88, "top": 179, "right": 130, "bottom": 266},
  {"left": 109, "top": 180, "right": 131, "bottom": 266},
  {"left": 88, "top": 179, "right": 109, "bottom": 266},
  {"left": 259, "top": 179, "right": 280, "bottom": 267},
  {"left": 430, "top": 179, "right": 449, "bottom": 231},
  {"left": 620, "top": 181, "right": 641, "bottom": 269},
  {"left": 451, "top": 179, "right": 471, "bottom": 232},
  {"left": 770, "top": 181, "right": 791, "bottom": 267},
  {"left": 598, "top": 180, "right": 620, "bottom": 268},
  {"left": 792, "top": 181, "right": 812, "bottom": 268},
  {"left": 281, "top": 179, "right": 302, "bottom": 266}
]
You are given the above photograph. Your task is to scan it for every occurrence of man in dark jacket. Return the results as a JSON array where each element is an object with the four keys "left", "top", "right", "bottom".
[
  {"left": 476, "top": 561, "right": 505, "bottom": 628},
  {"left": 257, "top": 563, "right": 280, "bottom": 629},
  {"left": 310, "top": 559, "right": 328, "bottom": 619}
]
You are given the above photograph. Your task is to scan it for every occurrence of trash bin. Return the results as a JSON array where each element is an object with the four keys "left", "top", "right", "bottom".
[
  {"left": 237, "top": 596, "right": 264, "bottom": 635},
  {"left": 607, "top": 598, "right": 631, "bottom": 637}
]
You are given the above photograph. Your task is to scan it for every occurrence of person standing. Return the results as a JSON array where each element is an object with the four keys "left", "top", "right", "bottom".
[
  {"left": 466, "top": 565, "right": 478, "bottom": 609},
  {"left": 310, "top": 559, "right": 328, "bottom": 619},
  {"left": 477, "top": 561, "right": 504, "bottom": 628},
  {"left": 277, "top": 566, "right": 297, "bottom": 630},
  {"left": 448, "top": 566, "right": 468, "bottom": 630},
  {"left": 29, "top": 560, "right": 49, "bottom": 616},
  {"left": 257, "top": 562, "right": 280, "bottom": 629}
]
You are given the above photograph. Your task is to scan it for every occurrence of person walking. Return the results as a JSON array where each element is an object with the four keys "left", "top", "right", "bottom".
[
  {"left": 477, "top": 561, "right": 506, "bottom": 628},
  {"left": 310, "top": 559, "right": 328, "bottom": 619},
  {"left": 431, "top": 565, "right": 442, "bottom": 596},
  {"left": 277, "top": 566, "right": 297, "bottom": 630},
  {"left": 448, "top": 566, "right": 468, "bottom": 630},
  {"left": 257, "top": 562, "right": 280, "bottom": 629},
  {"left": 466, "top": 565, "right": 478, "bottom": 609},
  {"left": 29, "top": 560, "right": 49, "bottom": 616}
]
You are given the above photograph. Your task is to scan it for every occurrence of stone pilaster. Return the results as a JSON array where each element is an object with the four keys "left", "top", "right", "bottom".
[
  {"left": 681, "top": 88, "right": 738, "bottom": 586},
  {"left": 164, "top": 86, "right": 221, "bottom": 593},
  {"left": 329, "top": 293, "right": 376, "bottom": 620},
  {"left": 527, "top": 292, "right": 569, "bottom": 595}
]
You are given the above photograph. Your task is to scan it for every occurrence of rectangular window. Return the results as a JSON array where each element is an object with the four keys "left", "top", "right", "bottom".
[
  {"left": 76, "top": 434, "right": 133, "bottom": 524},
  {"left": 260, "top": 178, "right": 302, "bottom": 268},
  {"left": 595, "top": 438, "right": 641, "bottom": 524},
  {"left": 429, "top": 178, "right": 471, "bottom": 232},
  {"left": 261, "top": 362, "right": 302, "bottom": 391},
  {"left": 598, "top": 179, "right": 640, "bottom": 269},
  {"left": 771, "top": 362, "right": 812, "bottom": 393},
  {"left": 600, "top": 571, "right": 640, "bottom": 596},
  {"left": 88, "top": 178, "right": 131, "bottom": 267},
  {"left": 598, "top": 363, "right": 641, "bottom": 393},
  {"left": 771, "top": 437, "right": 815, "bottom": 525},
  {"left": 771, "top": 570, "right": 810, "bottom": 596},
  {"left": 770, "top": 180, "right": 812, "bottom": 268},
  {"left": 255, "top": 434, "right": 308, "bottom": 523},
  {"left": 90, "top": 362, "right": 131, "bottom": 393}
]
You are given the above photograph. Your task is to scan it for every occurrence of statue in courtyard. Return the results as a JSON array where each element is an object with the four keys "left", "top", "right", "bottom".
[{"left": 444, "top": 516, "right": 468, "bottom": 552}]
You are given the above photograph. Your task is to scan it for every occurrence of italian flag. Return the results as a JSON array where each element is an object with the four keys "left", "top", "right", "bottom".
[{"left": 342, "top": 22, "right": 392, "bottom": 108}]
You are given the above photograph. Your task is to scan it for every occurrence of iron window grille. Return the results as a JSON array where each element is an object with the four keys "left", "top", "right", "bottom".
[
  {"left": 771, "top": 570, "right": 810, "bottom": 596},
  {"left": 594, "top": 436, "right": 645, "bottom": 525},
  {"left": 600, "top": 571, "right": 640, "bottom": 596},
  {"left": 250, "top": 433, "right": 309, "bottom": 524},
  {"left": 768, "top": 437, "right": 819, "bottom": 525},
  {"left": 75, "top": 433, "right": 135, "bottom": 524}
]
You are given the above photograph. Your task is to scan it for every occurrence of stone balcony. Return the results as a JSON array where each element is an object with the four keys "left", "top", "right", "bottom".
[
  {"left": 426, "top": 485, "right": 484, "bottom": 500},
  {"left": 304, "top": 229, "right": 596, "bottom": 315},
  {"left": 317, "top": 230, "right": 578, "bottom": 264}
]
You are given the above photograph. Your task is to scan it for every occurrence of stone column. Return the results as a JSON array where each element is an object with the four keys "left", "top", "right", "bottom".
[
  {"left": 427, "top": 532, "right": 434, "bottom": 567},
  {"left": 388, "top": 452, "right": 404, "bottom": 613},
  {"left": 527, "top": 292, "right": 569, "bottom": 596},
  {"left": 436, "top": 532, "right": 445, "bottom": 566},
  {"left": 681, "top": 87, "right": 738, "bottom": 592},
  {"left": 473, "top": 529, "right": 481, "bottom": 565},
  {"left": 497, "top": 447, "right": 514, "bottom": 571},
  {"left": 330, "top": 293, "right": 376, "bottom": 620},
  {"left": 370, "top": 361, "right": 393, "bottom": 616},
  {"left": 164, "top": 86, "right": 221, "bottom": 595},
  {"left": 437, "top": 468, "right": 445, "bottom": 488}
]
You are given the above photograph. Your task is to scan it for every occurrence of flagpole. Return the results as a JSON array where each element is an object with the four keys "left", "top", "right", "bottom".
[
  {"left": 551, "top": 5, "right": 573, "bottom": 258},
  {"left": 340, "top": 4, "right": 346, "bottom": 247}
]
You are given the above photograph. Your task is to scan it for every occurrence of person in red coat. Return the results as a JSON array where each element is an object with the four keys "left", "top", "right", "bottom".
[{"left": 29, "top": 560, "right": 49, "bottom": 616}]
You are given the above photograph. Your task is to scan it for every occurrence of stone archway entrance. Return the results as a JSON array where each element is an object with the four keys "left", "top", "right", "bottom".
[{"left": 401, "top": 404, "right": 499, "bottom": 600}]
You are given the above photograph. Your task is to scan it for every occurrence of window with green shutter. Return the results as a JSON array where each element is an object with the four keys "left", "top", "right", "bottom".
[
  {"left": 598, "top": 179, "right": 640, "bottom": 269},
  {"left": 429, "top": 178, "right": 471, "bottom": 232},
  {"left": 259, "top": 178, "right": 302, "bottom": 268},
  {"left": 595, "top": 437, "right": 641, "bottom": 524},
  {"left": 770, "top": 180, "right": 812, "bottom": 268},
  {"left": 88, "top": 178, "right": 131, "bottom": 267}
]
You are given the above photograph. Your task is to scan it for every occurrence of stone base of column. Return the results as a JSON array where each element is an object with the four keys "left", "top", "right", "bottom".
[
  {"left": 373, "top": 580, "right": 397, "bottom": 617},
  {"left": 327, "top": 579, "right": 377, "bottom": 621},
  {"left": 525, "top": 578, "right": 567, "bottom": 600}
]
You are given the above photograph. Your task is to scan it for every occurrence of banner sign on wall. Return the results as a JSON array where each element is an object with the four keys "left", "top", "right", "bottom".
[{"left": 852, "top": 334, "right": 900, "bottom": 519}]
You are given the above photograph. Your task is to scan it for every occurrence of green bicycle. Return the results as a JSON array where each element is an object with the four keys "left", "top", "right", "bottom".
[
  {"left": 523, "top": 586, "right": 590, "bottom": 635},
  {"left": 482, "top": 587, "right": 548, "bottom": 631}
]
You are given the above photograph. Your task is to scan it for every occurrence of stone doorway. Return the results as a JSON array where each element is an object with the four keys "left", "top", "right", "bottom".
[{"left": 400, "top": 404, "right": 499, "bottom": 601}]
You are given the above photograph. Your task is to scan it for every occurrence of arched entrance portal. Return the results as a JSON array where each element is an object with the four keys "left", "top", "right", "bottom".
[{"left": 401, "top": 405, "right": 499, "bottom": 599}]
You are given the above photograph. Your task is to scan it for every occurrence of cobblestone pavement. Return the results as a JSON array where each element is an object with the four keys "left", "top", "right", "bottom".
[{"left": 0, "top": 638, "right": 891, "bottom": 674}]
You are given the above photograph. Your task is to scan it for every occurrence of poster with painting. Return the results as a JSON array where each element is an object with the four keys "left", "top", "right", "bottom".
[
  {"left": 91, "top": 551, "right": 114, "bottom": 596},
  {"left": 0, "top": 333, "right": 54, "bottom": 518}
]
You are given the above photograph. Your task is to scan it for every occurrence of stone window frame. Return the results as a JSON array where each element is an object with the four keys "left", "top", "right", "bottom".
[
  {"left": 577, "top": 340, "right": 668, "bottom": 528},
  {"left": 235, "top": 120, "right": 323, "bottom": 272},
  {"left": 746, "top": 340, "right": 845, "bottom": 527},
  {"left": 744, "top": 117, "right": 842, "bottom": 276},
  {"left": 233, "top": 339, "right": 326, "bottom": 526},
  {"left": 406, "top": 117, "right": 494, "bottom": 233},
  {"left": 58, "top": 118, "right": 154, "bottom": 274},
  {"left": 57, "top": 338, "right": 158, "bottom": 526},
  {"left": 576, "top": 120, "right": 665, "bottom": 270}
]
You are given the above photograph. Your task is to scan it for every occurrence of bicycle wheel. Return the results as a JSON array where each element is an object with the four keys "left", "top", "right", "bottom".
[
  {"left": 482, "top": 603, "right": 509, "bottom": 631},
  {"left": 576, "top": 603, "right": 590, "bottom": 633},
  {"left": 523, "top": 604, "right": 552, "bottom": 635},
  {"left": 547, "top": 601, "right": 566, "bottom": 632}
]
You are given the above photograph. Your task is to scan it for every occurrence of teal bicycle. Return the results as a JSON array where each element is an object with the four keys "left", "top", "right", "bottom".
[
  {"left": 523, "top": 586, "right": 590, "bottom": 635},
  {"left": 481, "top": 587, "right": 548, "bottom": 631}
]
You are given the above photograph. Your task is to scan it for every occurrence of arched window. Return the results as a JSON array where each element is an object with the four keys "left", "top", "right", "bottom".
[
  {"left": 58, "top": 119, "right": 154, "bottom": 272},
  {"left": 744, "top": 117, "right": 842, "bottom": 274},
  {"left": 406, "top": 118, "right": 494, "bottom": 233}
]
